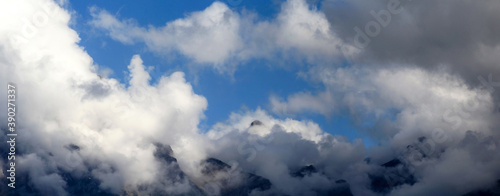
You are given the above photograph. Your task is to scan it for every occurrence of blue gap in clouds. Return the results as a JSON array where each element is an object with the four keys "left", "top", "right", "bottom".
[
  {"left": 70, "top": 0, "right": 215, "bottom": 27},
  {"left": 193, "top": 59, "right": 377, "bottom": 147},
  {"left": 70, "top": 0, "right": 378, "bottom": 147},
  {"left": 193, "top": 59, "right": 310, "bottom": 131},
  {"left": 328, "top": 110, "right": 378, "bottom": 147}
]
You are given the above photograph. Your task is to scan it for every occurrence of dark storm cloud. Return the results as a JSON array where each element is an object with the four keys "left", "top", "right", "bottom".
[{"left": 322, "top": 0, "right": 500, "bottom": 86}]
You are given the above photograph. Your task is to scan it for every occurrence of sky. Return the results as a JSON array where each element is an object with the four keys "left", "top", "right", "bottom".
[
  {"left": 1, "top": 0, "right": 500, "bottom": 195},
  {"left": 68, "top": 0, "right": 372, "bottom": 144}
]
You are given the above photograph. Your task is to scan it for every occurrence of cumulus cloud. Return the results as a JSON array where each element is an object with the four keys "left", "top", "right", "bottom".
[
  {"left": 1, "top": 0, "right": 500, "bottom": 195},
  {"left": 89, "top": 0, "right": 357, "bottom": 72},
  {"left": 206, "top": 109, "right": 366, "bottom": 195},
  {"left": 271, "top": 0, "right": 500, "bottom": 160},
  {"left": 273, "top": 65, "right": 500, "bottom": 142},
  {"left": 0, "top": 0, "right": 360, "bottom": 195},
  {"left": 204, "top": 107, "right": 500, "bottom": 195},
  {"left": 90, "top": 2, "right": 243, "bottom": 70},
  {"left": 267, "top": 2, "right": 500, "bottom": 192},
  {"left": 1, "top": 0, "right": 208, "bottom": 194}
]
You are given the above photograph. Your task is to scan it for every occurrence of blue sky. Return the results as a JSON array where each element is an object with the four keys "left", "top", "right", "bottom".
[{"left": 68, "top": 0, "right": 376, "bottom": 146}]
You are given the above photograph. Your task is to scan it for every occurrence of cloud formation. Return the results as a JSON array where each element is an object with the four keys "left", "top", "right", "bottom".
[
  {"left": 1, "top": 0, "right": 208, "bottom": 194},
  {"left": 1, "top": 0, "right": 500, "bottom": 195},
  {"left": 90, "top": 2, "right": 243, "bottom": 70},
  {"left": 322, "top": 0, "right": 500, "bottom": 87},
  {"left": 89, "top": 0, "right": 357, "bottom": 72}
]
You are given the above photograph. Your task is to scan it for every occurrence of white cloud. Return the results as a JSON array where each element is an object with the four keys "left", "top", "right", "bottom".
[
  {"left": 205, "top": 109, "right": 367, "bottom": 195},
  {"left": 1, "top": 0, "right": 361, "bottom": 194},
  {"left": 274, "top": 0, "right": 357, "bottom": 60},
  {"left": 1, "top": 0, "right": 208, "bottom": 194},
  {"left": 269, "top": 65, "right": 500, "bottom": 195},
  {"left": 272, "top": 66, "right": 497, "bottom": 142},
  {"left": 90, "top": 2, "right": 243, "bottom": 71},
  {"left": 89, "top": 0, "right": 357, "bottom": 72},
  {"left": 270, "top": 91, "right": 335, "bottom": 117}
]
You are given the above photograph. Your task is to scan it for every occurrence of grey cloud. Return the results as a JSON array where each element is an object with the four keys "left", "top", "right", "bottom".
[
  {"left": 322, "top": 0, "right": 500, "bottom": 87},
  {"left": 79, "top": 80, "right": 112, "bottom": 100},
  {"left": 206, "top": 111, "right": 366, "bottom": 195}
]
